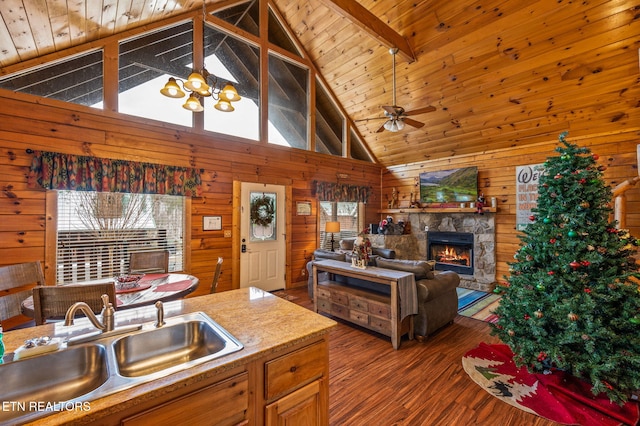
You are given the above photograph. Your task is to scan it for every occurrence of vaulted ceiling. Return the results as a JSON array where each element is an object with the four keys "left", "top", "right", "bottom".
[{"left": 0, "top": 0, "right": 637, "bottom": 168}]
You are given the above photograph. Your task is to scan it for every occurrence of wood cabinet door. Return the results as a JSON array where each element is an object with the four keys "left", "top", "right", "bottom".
[{"left": 265, "top": 379, "right": 326, "bottom": 426}]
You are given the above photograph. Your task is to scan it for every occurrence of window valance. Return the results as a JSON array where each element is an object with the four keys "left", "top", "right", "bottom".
[
  {"left": 28, "top": 151, "right": 202, "bottom": 197},
  {"left": 313, "top": 181, "right": 371, "bottom": 203}
]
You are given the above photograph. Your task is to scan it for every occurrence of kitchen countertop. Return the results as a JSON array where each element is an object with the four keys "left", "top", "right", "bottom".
[{"left": 1, "top": 287, "right": 337, "bottom": 425}]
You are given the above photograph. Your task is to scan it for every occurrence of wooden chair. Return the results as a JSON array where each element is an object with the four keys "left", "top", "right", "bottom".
[
  {"left": 128, "top": 250, "right": 169, "bottom": 274},
  {"left": 211, "top": 257, "right": 223, "bottom": 294},
  {"left": 0, "top": 261, "right": 46, "bottom": 330},
  {"left": 32, "top": 282, "right": 117, "bottom": 325}
]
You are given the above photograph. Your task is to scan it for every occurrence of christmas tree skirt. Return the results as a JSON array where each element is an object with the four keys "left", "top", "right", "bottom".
[{"left": 462, "top": 343, "right": 639, "bottom": 426}]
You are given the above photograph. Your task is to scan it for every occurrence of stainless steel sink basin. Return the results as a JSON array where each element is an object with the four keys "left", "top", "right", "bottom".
[
  {"left": 1, "top": 311, "right": 242, "bottom": 424},
  {"left": 0, "top": 344, "right": 109, "bottom": 423},
  {"left": 113, "top": 318, "right": 238, "bottom": 377}
]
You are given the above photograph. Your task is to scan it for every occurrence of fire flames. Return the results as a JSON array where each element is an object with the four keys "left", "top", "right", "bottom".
[{"left": 435, "top": 245, "right": 470, "bottom": 266}]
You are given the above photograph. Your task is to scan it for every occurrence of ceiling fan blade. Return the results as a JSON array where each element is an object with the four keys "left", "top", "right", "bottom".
[
  {"left": 381, "top": 105, "right": 400, "bottom": 116},
  {"left": 354, "top": 117, "right": 387, "bottom": 122},
  {"left": 375, "top": 122, "right": 388, "bottom": 133},
  {"left": 403, "top": 117, "right": 425, "bottom": 128},
  {"left": 403, "top": 106, "right": 436, "bottom": 116}
]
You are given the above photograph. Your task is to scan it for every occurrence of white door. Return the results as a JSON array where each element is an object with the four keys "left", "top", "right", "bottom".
[{"left": 240, "top": 182, "right": 286, "bottom": 291}]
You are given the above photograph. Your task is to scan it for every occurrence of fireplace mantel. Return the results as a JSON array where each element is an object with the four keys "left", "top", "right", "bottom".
[{"left": 378, "top": 207, "right": 497, "bottom": 214}]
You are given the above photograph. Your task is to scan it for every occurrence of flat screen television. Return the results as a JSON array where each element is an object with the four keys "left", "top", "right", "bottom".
[{"left": 419, "top": 167, "right": 478, "bottom": 203}]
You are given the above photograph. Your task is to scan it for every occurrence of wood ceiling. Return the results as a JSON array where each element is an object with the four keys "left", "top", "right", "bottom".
[{"left": 0, "top": 0, "right": 637, "bottom": 168}]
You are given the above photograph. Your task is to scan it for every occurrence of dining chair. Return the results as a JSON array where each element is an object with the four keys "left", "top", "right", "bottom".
[
  {"left": 0, "top": 261, "right": 46, "bottom": 329},
  {"left": 128, "top": 250, "right": 169, "bottom": 274},
  {"left": 211, "top": 257, "right": 223, "bottom": 294},
  {"left": 32, "top": 282, "right": 117, "bottom": 326}
]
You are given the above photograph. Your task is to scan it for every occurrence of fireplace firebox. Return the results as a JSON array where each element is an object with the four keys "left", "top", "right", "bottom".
[{"left": 427, "top": 231, "right": 474, "bottom": 275}]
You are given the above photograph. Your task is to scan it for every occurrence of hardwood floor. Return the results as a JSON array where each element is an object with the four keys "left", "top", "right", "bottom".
[{"left": 282, "top": 286, "right": 561, "bottom": 426}]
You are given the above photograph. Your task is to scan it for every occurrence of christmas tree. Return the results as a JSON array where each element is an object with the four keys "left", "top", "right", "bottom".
[{"left": 491, "top": 132, "right": 640, "bottom": 403}]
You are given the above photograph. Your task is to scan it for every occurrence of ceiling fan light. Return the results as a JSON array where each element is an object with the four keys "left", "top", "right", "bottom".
[
  {"left": 182, "top": 94, "right": 204, "bottom": 112},
  {"left": 221, "top": 83, "right": 241, "bottom": 102},
  {"left": 184, "top": 72, "right": 210, "bottom": 93},
  {"left": 160, "top": 78, "right": 185, "bottom": 98},
  {"left": 383, "top": 120, "right": 393, "bottom": 131},
  {"left": 396, "top": 119, "right": 405, "bottom": 130}
]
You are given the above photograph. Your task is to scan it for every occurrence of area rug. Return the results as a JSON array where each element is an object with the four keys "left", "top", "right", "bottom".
[
  {"left": 462, "top": 342, "right": 640, "bottom": 426},
  {"left": 457, "top": 288, "right": 500, "bottom": 323}
]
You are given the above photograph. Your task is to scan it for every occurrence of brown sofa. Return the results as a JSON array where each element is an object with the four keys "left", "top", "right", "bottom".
[{"left": 308, "top": 252, "right": 459, "bottom": 340}]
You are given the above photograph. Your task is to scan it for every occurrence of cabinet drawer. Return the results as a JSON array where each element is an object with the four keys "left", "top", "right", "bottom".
[
  {"left": 369, "top": 317, "right": 391, "bottom": 335},
  {"left": 369, "top": 301, "right": 391, "bottom": 318},
  {"left": 317, "top": 287, "right": 331, "bottom": 299},
  {"left": 265, "top": 341, "right": 326, "bottom": 401},
  {"left": 331, "top": 303, "right": 349, "bottom": 319},
  {"left": 349, "top": 295, "right": 369, "bottom": 311},
  {"left": 317, "top": 298, "right": 331, "bottom": 312},
  {"left": 330, "top": 290, "right": 349, "bottom": 306},
  {"left": 349, "top": 310, "right": 369, "bottom": 325}
]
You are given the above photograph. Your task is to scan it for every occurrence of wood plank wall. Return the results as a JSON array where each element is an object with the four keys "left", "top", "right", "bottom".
[
  {"left": 381, "top": 131, "right": 640, "bottom": 285},
  {"left": 0, "top": 91, "right": 382, "bottom": 297}
]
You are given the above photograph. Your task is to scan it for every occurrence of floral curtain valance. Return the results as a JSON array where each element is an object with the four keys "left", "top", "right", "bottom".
[
  {"left": 313, "top": 181, "right": 371, "bottom": 203},
  {"left": 28, "top": 151, "right": 202, "bottom": 197}
]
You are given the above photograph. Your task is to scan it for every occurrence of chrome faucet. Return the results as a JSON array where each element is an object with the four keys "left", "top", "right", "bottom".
[
  {"left": 155, "top": 301, "right": 165, "bottom": 328},
  {"left": 64, "top": 294, "right": 115, "bottom": 333}
]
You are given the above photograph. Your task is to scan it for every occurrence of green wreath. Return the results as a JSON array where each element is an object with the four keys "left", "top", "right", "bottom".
[{"left": 250, "top": 195, "right": 275, "bottom": 226}]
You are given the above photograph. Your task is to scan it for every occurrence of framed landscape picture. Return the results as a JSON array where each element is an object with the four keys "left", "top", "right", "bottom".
[{"left": 419, "top": 167, "right": 478, "bottom": 203}]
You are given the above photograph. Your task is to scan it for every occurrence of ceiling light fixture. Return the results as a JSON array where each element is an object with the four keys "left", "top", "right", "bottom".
[{"left": 159, "top": 6, "right": 241, "bottom": 112}]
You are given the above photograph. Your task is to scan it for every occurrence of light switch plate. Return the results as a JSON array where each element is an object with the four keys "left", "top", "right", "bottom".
[{"left": 224, "top": 230, "right": 232, "bottom": 238}]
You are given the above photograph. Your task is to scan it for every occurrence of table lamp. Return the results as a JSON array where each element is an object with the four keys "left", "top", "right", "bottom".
[{"left": 326, "top": 222, "right": 340, "bottom": 251}]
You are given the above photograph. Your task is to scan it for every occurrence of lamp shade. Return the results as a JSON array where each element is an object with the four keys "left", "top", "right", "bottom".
[
  {"left": 182, "top": 95, "right": 204, "bottom": 112},
  {"left": 221, "top": 83, "right": 241, "bottom": 102},
  {"left": 325, "top": 221, "right": 340, "bottom": 233},
  {"left": 160, "top": 78, "right": 185, "bottom": 98},
  {"left": 183, "top": 72, "right": 210, "bottom": 93}
]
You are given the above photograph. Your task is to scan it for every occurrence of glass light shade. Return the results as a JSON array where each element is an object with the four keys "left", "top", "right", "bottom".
[
  {"left": 214, "top": 97, "right": 234, "bottom": 112},
  {"left": 383, "top": 120, "right": 393, "bottom": 131},
  {"left": 183, "top": 72, "right": 210, "bottom": 93},
  {"left": 182, "top": 95, "right": 204, "bottom": 112},
  {"left": 396, "top": 119, "right": 405, "bottom": 130},
  {"left": 160, "top": 78, "right": 185, "bottom": 98},
  {"left": 325, "top": 221, "right": 340, "bottom": 233},
  {"left": 221, "top": 83, "right": 241, "bottom": 102}
]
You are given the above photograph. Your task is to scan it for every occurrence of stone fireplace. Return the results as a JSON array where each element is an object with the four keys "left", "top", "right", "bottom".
[{"left": 369, "top": 211, "right": 496, "bottom": 292}]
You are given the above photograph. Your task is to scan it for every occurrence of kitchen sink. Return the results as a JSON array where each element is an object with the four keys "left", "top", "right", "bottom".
[
  {"left": 0, "top": 311, "right": 242, "bottom": 424},
  {"left": 0, "top": 344, "right": 109, "bottom": 423},
  {"left": 113, "top": 318, "right": 241, "bottom": 378}
]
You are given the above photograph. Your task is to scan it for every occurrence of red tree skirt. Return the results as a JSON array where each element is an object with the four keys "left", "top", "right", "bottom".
[{"left": 462, "top": 343, "right": 639, "bottom": 426}]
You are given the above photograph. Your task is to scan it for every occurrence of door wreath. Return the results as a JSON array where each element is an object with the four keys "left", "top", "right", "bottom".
[{"left": 250, "top": 194, "right": 275, "bottom": 226}]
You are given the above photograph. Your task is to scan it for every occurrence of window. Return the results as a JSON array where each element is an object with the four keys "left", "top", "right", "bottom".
[
  {"left": 55, "top": 191, "right": 185, "bottom": 284},
  {"left": 118, "top": 22, "right": 195, "bottom": 126},
  {"left": 315, "top": 80, "right": 343, "bottom": 155},
  {"left": 0, "top": 50, "right": 103, "bottom": 107},
  {"left": 319, "top": 201, "right": 359, "bottom": 250},
  {"left": 268, "top": 54, "right": 309, "bottom": 148}
]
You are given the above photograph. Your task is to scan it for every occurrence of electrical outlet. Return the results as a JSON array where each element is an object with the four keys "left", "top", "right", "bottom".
[{"left": 224, "top": 230, "right": 232, "bottom": 238}]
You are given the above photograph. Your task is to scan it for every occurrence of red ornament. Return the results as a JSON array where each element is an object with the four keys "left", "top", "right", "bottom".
[
  {"left": 584, "top": 288, "right": 592, "bottom": 294},
  {"left": 569, "top": 260, "right": 581, "bottom": 270},
  {"left": 524, "top": 314, "right": 531, "bottom": 320},
  {"left": 529, "top": 215, "right": 536, "bottom": 221},
  {"left": 554, "top": 173, "right": 562, "bottom": 179},
  {"left": 579, "top": 178, "right": 586, "bottom": 184},
  {"left": 580, "top": 260, "right": 591, "bottom": 267},
  {"left": 547, "top": 271, "right": 555, "bottom": 275},
  {"left": 592, "top": 154, "right": 599, "bottom": 160},
  {"left": 537, "top": 352, "right": 547, "bottom": 361},
  {"left": 549, "top": 238, "right": 556, "bottom": 244}
]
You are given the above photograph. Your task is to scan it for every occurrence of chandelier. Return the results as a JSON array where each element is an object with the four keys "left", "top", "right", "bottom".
[{"left": 160, "top": 68, "right": 241, "bottom": 113}]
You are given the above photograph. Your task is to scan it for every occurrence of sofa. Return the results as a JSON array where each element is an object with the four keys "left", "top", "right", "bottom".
[{"left": 307, "top": 245, "right": 460, "bottom": 340}]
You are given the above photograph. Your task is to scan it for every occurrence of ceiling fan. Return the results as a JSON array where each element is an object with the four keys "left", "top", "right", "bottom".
[{"left": 359, "top": 48, "right": 436, "bottom": 133}]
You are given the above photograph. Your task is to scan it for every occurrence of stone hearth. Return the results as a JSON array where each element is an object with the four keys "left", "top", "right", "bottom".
[{"left": 370, "top": 212, "right": 496, "bottom": 292}]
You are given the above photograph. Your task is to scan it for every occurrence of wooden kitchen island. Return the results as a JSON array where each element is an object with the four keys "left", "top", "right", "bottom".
[{"left": 0, "top": 288, "right": 336, "bottom": 425}]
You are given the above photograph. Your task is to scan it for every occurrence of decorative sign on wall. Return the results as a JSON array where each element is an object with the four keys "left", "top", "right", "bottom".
[{"left": 516, "top": 164, "right": 545, "bottom": 230}]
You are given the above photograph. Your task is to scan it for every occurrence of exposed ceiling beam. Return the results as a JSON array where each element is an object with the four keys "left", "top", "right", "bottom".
[{"left": 319, "top": 0, "right": 415, "bottom": 62}]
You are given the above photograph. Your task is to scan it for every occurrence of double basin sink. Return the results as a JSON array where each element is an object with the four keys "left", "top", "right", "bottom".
[{"left": 0, "top": 312, "right": 243, "bottom": 424}]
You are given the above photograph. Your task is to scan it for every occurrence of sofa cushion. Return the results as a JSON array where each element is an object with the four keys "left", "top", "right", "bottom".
[
  {"left": 313, "top": 249, "right": 346, "bottom": 261},
  {"left": 339, "top": 238, "right": 355, "bottom": 250},
  {"left": 374, "top": 258, "right": 435, "bottom": 280}
]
